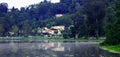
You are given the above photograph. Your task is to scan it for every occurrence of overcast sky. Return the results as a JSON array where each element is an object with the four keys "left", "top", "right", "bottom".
[{"left": 0, "top": 0, "right": 60, "bottom": 9}]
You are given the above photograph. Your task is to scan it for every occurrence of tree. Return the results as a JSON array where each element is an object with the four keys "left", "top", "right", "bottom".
[
  {"left": 0, "top": 24, "right": 4, "bottom": 36},
  {"left": 55, "top": 15, "right": 72, "bottom": 27},
  {"left": 83, "top": 0, "right": 106, "bottom": 38},
  {"left": 46, "top": 22, "right": 56, "bottom": 28},
  {"left": 0, "top": 0, "right": 112, "bottom": 38},
  {"left": 103, "top": 0, "right": 120, "bottom": 45},
  {"left": 71, "top": 3, "right": 85, "bottom": 38},
  {"left": 10, "top": 25, "right": 19, "bottom": 36},
  {"left": 0, "top": 3, "right": 8, "bottom": 15},
  {"left": 62, "top": 29, "right": 71, "bottom": 38},
  {"left": 22, "top": 20, "right": 31, "bottom": 37}
]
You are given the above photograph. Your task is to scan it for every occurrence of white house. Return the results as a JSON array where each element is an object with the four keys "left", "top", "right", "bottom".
[{"left": 55, "top": 14, "right": 63, "bottom": 18}]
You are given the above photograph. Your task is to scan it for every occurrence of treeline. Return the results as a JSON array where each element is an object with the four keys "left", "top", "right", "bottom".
[
  {"left": 0, "top": 0, "right": 73, "bottom": 36},
  {"left": 62, "top": 0, "right": 113, "bottom": 39},
  {"left": 0, "top": 0, "right": 118, "bottom": 41},
  {"left": 0, "top": 0, "right": 84, "bottom": 36},
  {"left": 0, "top": 0, "right": 112, "bottom": 36}
]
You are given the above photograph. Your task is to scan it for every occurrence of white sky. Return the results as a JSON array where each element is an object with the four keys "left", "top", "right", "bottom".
[{"left": 0, "top": 0, "right": 60, "bottom": 9}]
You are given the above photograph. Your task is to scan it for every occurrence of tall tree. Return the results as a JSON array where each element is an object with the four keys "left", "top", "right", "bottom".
[
  {"left": 71, "top": 3, "right": 85, "bottom": 38},
  {"left": 0, "top": 3, "right": 8, "bottom": 15},
  {"left": 11, "top": 25, "right": 19, "bottom": 36},
  {"left": 0, "top": 24, "right": 4, "bottom": 36},
  {"left": 83, "top": 0, "right": 106, "bottom": 38},
  {"left": 22, "top": 20, "right": 31, "bottom": 37},
  {"left": 103, "top": 0, "right": 120, "bottom": 45}
]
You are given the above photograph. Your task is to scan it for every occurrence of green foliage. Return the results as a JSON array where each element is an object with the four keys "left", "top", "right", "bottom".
[
  {"left": 62, "top": 29, "right": 71, "bottom": 38},
  {"left": 11, "top": 25, "right": 19, "bottom": 35},
  {"left": 45, "top": 15, "right": 72, "bottom": 28},
  {"left": 70, "top": 0, "right": 107, "bottom": 38},
  {"left": 22, "top": 20, "right": 32, "bottom": 37},
  {"left": 103, "top": 0, "right": 120, "bottom": 45},
  {"left": 0, "top": 0, "right": 115, "bottom": 39},
  {"left": 46, "top": 22, "right": 56, "bottom": 28},
  {"left": 70, "top": 3, "right": 85, "bottom": 38},
  {"left": 83, "top": 0, "right": 106, "bottom": 38},
  {"left": 55, "top": 15, "right": 72, "bottom": 27},
  {"left": 0, "top": 24, "right": 4, "bottom": 36},
  {"left": 102, "top": 44, "right": 120, "bottom": 53},
  {"left": 0, "top": 3, "right": 8, "bottom": 14}
]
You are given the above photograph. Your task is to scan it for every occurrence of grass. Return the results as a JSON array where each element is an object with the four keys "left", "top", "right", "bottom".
[
  {"left": 101, "top": 44, "right": 120, "bottom": 54},
  {"left": 0, "top": 37, "right": 105, "bottom": 42}
]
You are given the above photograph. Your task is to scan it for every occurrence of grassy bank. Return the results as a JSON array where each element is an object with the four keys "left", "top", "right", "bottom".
[
  {"left": 0, "top": 37, "right": 105, "bottom": 42},
  {"left": 101, "top": 44, "right": 120, "bottom": 54}
]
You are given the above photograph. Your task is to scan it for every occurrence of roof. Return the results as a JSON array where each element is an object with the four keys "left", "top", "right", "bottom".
[
  {"left": 42, "top": 29, "right": 54, "bottom": 33},
  {"left": 55, "top": 14, "right": 63, "bottom": 18},
  {"left": 51, "top": 26, "right": 65, "bottom": 30}
]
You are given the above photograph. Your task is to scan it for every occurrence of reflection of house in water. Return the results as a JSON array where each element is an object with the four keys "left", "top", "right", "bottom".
[{"left": 42, "top": 42, "right": 65, "bottom": 51}]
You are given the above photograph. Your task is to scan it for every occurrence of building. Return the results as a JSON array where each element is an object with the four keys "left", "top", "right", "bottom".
[
  {"left": 42, "top": 29, "right": 55, "bottom": 35},
  {"left": 42, "top": 26, "right": 65, "bottom": 37},
  {"left": 51, "top": 26, "right": 65, "bottom": 31},
  {"left": 55, "top": 14, "right": 63, "bottom": 18}
]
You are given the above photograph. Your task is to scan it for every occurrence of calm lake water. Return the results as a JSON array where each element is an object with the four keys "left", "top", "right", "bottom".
[{"left": 0, "top": 41, "right": 119, "bottom": 57}]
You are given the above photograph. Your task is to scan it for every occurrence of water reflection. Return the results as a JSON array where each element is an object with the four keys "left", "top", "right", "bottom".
[
  {"left": 0, "top": 41, "right": 119, "bottom": 57},
  {"left": 42, "top": 42, "right": 65, "bottom": 51}
]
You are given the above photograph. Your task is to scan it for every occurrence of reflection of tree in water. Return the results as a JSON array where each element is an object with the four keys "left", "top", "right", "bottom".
[{"left": 0, "top": 42, "right": 119, "bottom": 57}]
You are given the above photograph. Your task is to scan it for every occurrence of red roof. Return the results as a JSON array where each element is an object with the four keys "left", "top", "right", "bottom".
[{"left": 43, "top": 29, "right": 54, "bottom": 33}]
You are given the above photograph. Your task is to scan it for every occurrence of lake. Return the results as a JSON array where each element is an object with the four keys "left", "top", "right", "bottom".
[{"left": 0, "top": 41, "right": 119, "bottom": 57}]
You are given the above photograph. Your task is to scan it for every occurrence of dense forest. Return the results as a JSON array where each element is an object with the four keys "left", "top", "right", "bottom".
[{"left": 0, "top": 0, "right": 120, "bottom": 45}]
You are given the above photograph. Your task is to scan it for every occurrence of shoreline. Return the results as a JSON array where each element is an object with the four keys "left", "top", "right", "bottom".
[
  {"left": 0, "top": 37, "right": 105, "bottom": 42},
  {"left": 0, "top": 37, "right": 105, "bottom": 43},
  {"left": 100, "top": 45, "right": 120, "bottom": 54}
]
